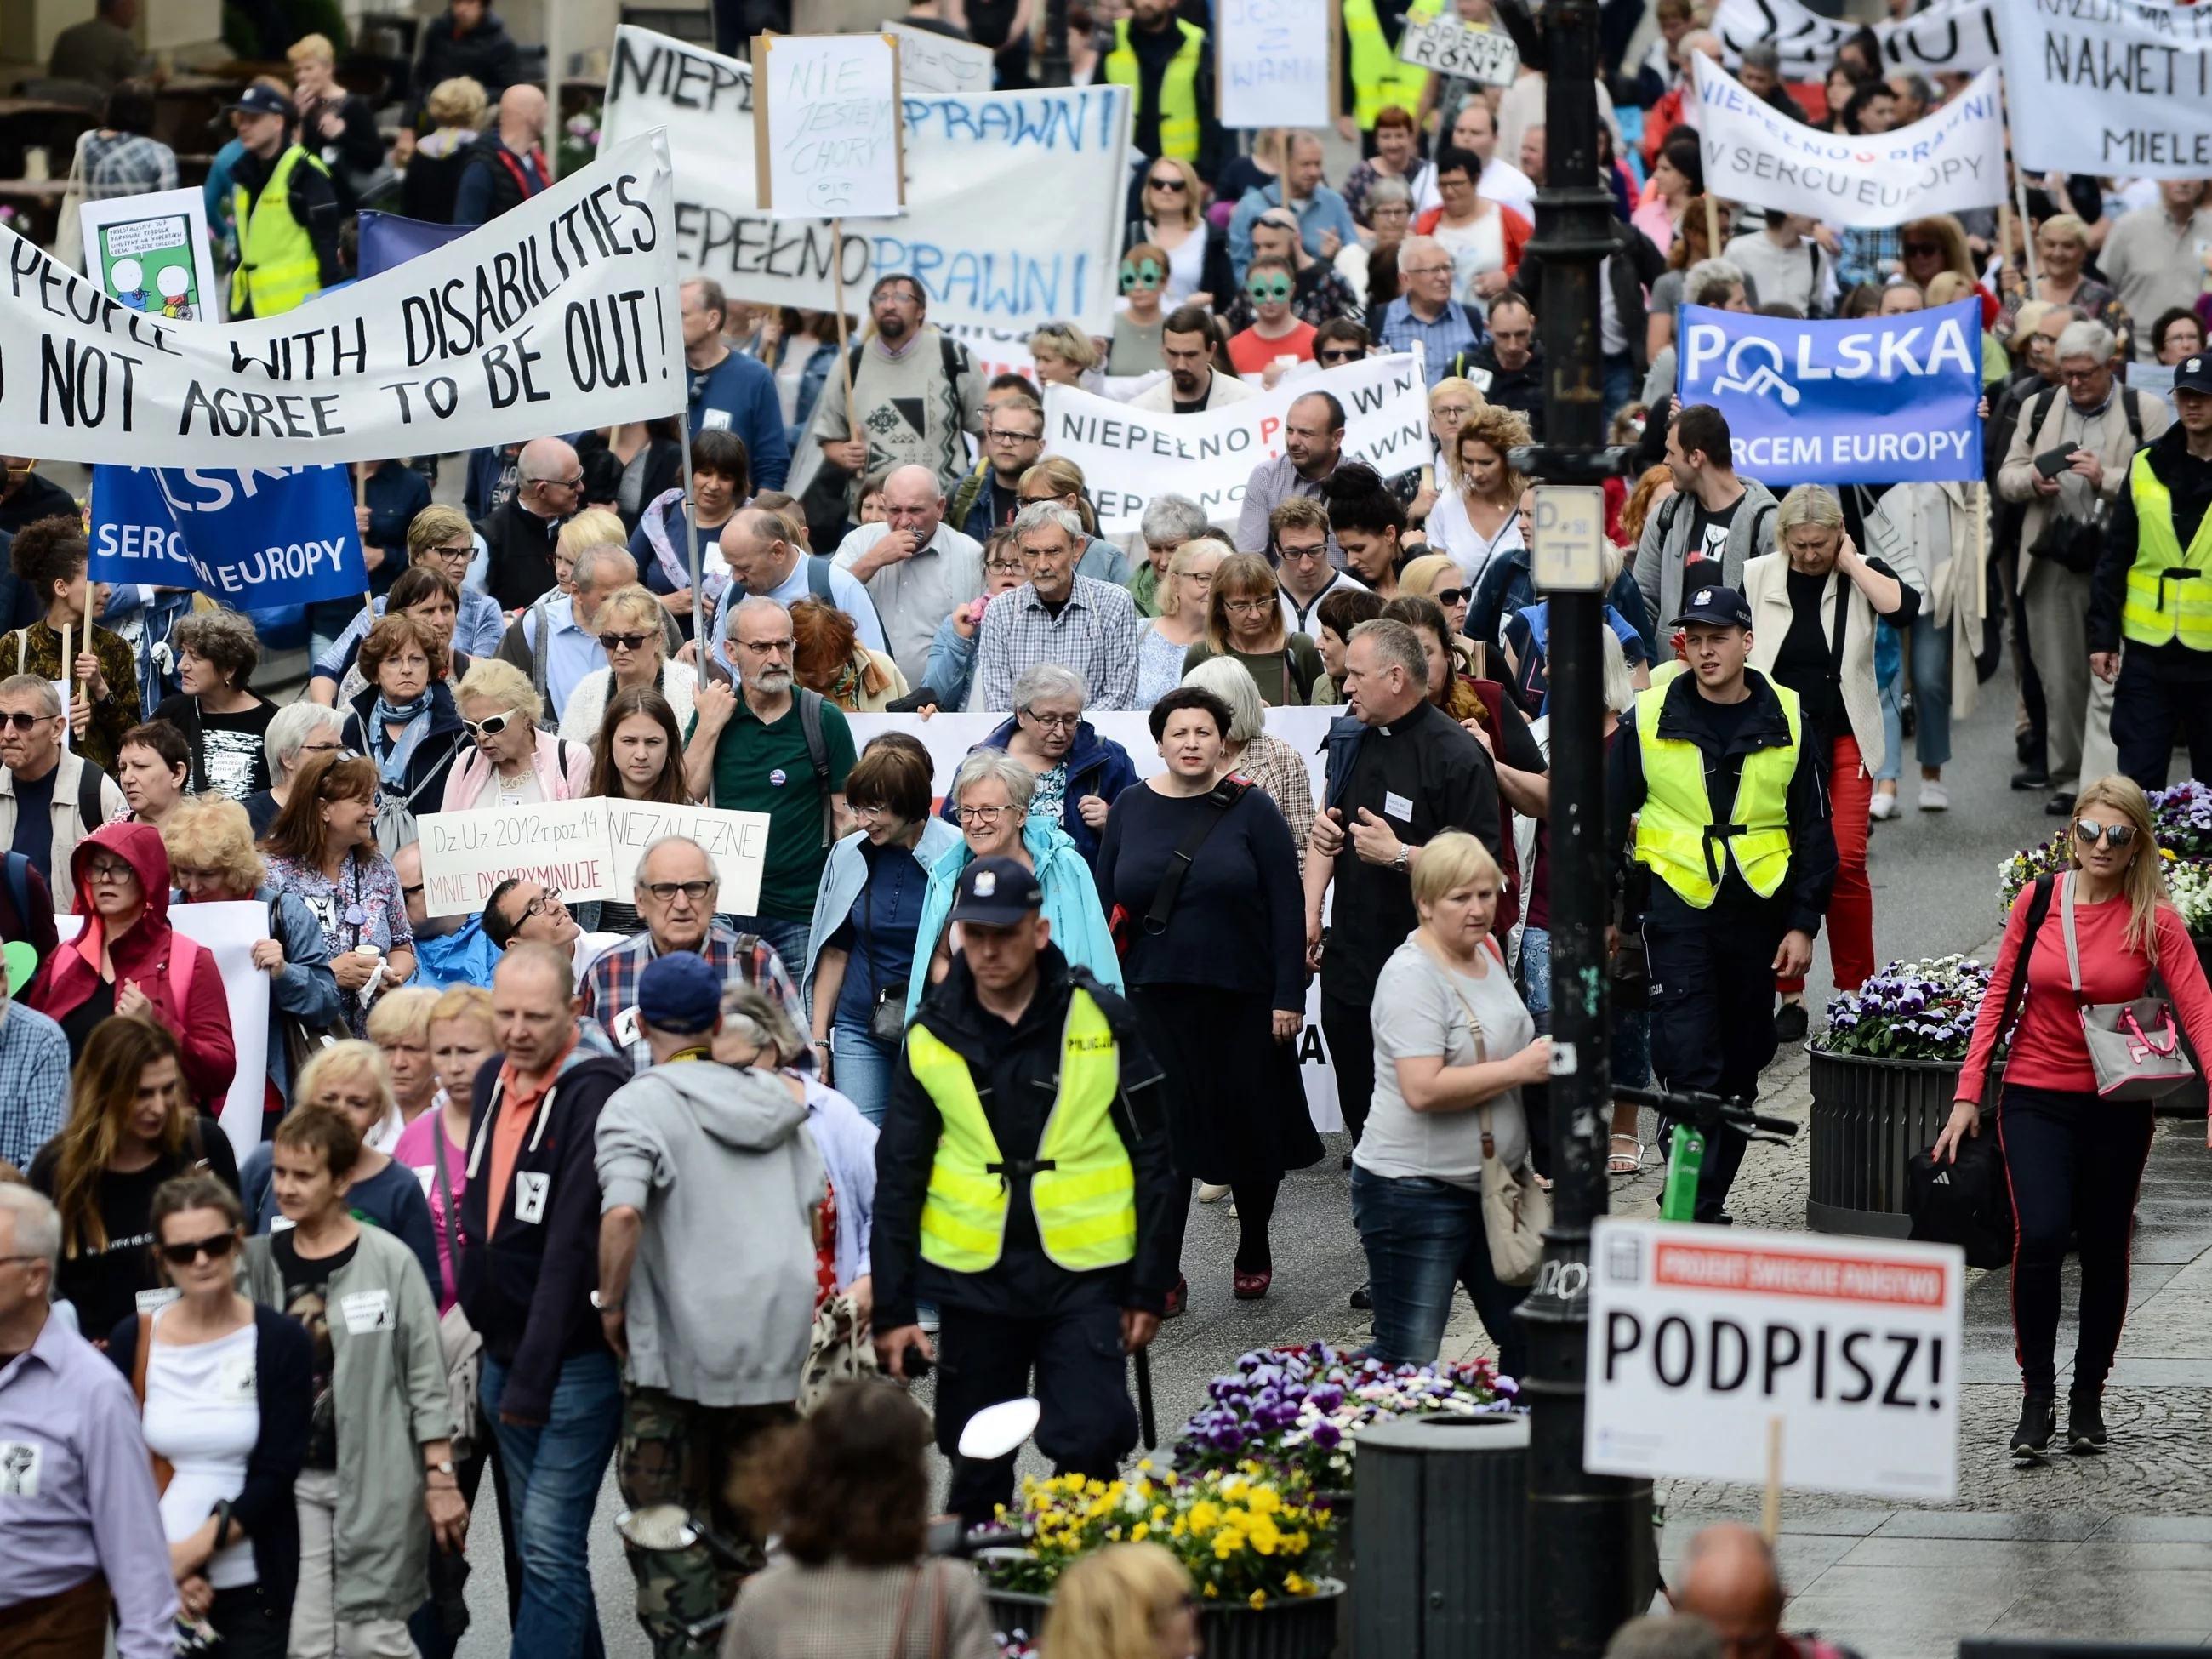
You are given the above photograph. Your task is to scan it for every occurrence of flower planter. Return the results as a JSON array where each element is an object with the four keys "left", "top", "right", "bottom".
[
  {"left": 1807, "top": 1048, "right": 1978, "bottom": 1236},
  {"left": 986, "top": 1579, "right": 1347, "bottom": 1659}
]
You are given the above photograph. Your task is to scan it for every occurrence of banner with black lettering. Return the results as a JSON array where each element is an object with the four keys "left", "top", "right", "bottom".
[
  {"left": 1994, "top": 0, "right": 2212, "bottom": 176},
  {"left": 1714, "top": 0, "right": 1997, "bottom": 75},
  {"left": 0, "top": 130, "right": 681, "bottom": 467},
  {"left": 1040, "top": 355, "right": 1430, "bottom": 535}
]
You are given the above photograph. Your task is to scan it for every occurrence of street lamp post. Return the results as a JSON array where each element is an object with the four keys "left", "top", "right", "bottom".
[
  {"left": 1038, "top": 0, "right": 1073, "bottom": 87},
  {"left": 1502, "top": 0, "right": 1660, "bottom": 1651}
]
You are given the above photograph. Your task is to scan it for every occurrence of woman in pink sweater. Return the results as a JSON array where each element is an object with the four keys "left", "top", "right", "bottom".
[{"left": 1940, "top": 776, "right": 2212, "bottom": 1459}]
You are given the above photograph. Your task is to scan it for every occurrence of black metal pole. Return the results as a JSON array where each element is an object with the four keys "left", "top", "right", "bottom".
[
  {"left": 1508, "top": 0, "right": 1658, "bottom": 1651},
  {"left": 1038, "top": 0, "right": 1073, "bottom": 87}
]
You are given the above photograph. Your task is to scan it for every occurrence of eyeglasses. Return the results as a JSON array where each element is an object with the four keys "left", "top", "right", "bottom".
[
  {"left": 852, "top": 802, "right": 898, "bottom": 822},
  {"left": 1148, "top": 174, "right": 1189, "bottom": 192},
  {"left": 517, "top": 886, "right": 563, "bottom": 922},
  {"left": 1246, "top": 276, "right": 1293, "bottom": 302},
  {"left": 987, "top": 427, "right": 1043, "bottom": 445},
  {"left": 158, "top": 1232, "right": 237, "bottom": 1267},
  {"left": 641, "top": 879, "right": 715, "bottom": 903},
  {"left": 1402, "top": 264, "right": 1454, "bottom": 278},
  {"left": 299, "top": 739, "right": 344, "bottom": 757},
  {"left": 1020, "top": 709, "right": 1081, "bottom": 729},
  {"left": 737, "top": 636, "right": 795, "bottom": 655},
  {"left": 1318, "top": 348, "right": 1363, "bottom": 364},
  {"left": 598, "top": 632, "right": 653, "bottom": 653},
  {"left": 0, "top": 710, "right": 55, "bottom": 730},
  {"left": 2073, "top": 818, "right": 2137, "bottom": 848},
  {"left": 958, "top": 803, "right": 1014, "bottom": 824},
  {"left": 985, "top": 559, "right": 1028, "bottom": 576},
  {"left": 463, "top": 711, "right": 521, "bottom": 739},
  {"left": 543, "top": 474, "right": 584, "bottom": 492},
  {"left": 86, "top": 860, "right": 136, "bottom": 886},
  {"left": 1223, "top": 597, "right": 1274, "bottom": 617},
  {"left": 431, "top": 542, "right": 473, "bottom": 560},
  {"left": 1278, "top": 542, "right": 1330, "bottom": 562}
]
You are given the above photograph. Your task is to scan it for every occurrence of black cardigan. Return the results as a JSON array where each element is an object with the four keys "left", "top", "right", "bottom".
[{"left": 108, "top": 1304, "right": 314, "bottom": 1616}]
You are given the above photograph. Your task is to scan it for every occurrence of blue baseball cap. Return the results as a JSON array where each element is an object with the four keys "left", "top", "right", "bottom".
[
  {"left": 230, "top": 84, "right": 292, "bottom": 118},
  {"left": 949, "top": 856, "right": 1044, "bottom": 926},
  {"left": 1673, "top": 584, "right": 1753, "bottom": 630},
  {"left": 636, "top": 951, "right": 723, "bottom": 1035}
]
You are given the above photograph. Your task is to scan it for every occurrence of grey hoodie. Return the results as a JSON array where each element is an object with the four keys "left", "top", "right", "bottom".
[
  {"left": 595, "top": 1060, "right": 825, "bottom": 1407},
  {"left": 1633, "top": 475, "right": 1781, "bottom": 636}
]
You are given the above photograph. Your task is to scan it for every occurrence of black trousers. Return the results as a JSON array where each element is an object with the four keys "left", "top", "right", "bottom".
[
  {"left": 2113, "top": 651, "right": 2212, "bottom": 791},
  {"left": 935, "top": 1302, "right": 1138, "bottom": 1527},
  {"left": 1645, "top": 919, "right": 1783, "bottom": 1223},
  {"left": 1998, "top": 1083, "right": 2155, "bottom": 1394},
  {"left": 1158, "top": 1177, "right": 1281, "bottom": 1278},
  {"left": 1321, "top": 990, "right": 1377, "bottom": 1145},
  {"left": 207, "top": 1584, "right": 288, "bottom": 1659}
]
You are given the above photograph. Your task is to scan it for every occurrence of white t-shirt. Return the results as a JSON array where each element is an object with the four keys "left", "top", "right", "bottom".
[
  {"left": 1428, "top": 489, "right": 1525, "bottom": 590},
  {"left": 142, "top": 1314, "right": 261, "bottom": 1590},
  {"left": 1432, "top": 211, "right": 1508, "bottom": 308},
  {"left": 1355, "top": 935, "right": 1532, "bottom": 1184}
]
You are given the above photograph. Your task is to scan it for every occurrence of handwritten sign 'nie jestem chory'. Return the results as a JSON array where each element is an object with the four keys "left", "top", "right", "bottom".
[
  {"left": 417, "top": 800, "right": 619, "bottom": 918},
  {"left": 755, "top": 32, "right": 905, "bottom": 220}
]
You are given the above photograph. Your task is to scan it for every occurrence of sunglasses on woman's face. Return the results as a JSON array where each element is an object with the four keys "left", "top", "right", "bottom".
[
  {"left": 1148, "top": 174, "right": 1188, "bottom": 192},
  {"left": 1318, "top": 347, "right": 1363, "bottom": 365},
  {"left": 159, "top": 1231, "right": 237, "bottom": 1267},
  {"left": 463, "top": 711, "right": 521, "bottom": 739},
  {"left": 597, "top": 632, "right": 652, "bottom": 653},
  {"left": 2074, "top": 818, "right": 2136, "bottom": 849},
  {"left": 1120, "top": 259, "right": 1165, "bottom": 292},
  {"left": 1246, "top": 275, "right": 1293, "bottom": 303},
  {"left": 1433, "top": 586, "right": 1468, "bottom": 606}
]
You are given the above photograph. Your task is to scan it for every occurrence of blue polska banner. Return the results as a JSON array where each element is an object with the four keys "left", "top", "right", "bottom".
[
  {"left": 88, "top": 465, "right": 369, "bottom": 607},
  {"left": 1676, "top": 297, "right": 1983, "bottom": 485}
]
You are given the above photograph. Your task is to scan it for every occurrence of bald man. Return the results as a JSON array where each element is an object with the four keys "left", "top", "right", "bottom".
[
  {"left": 478, "top": 436, "right": 582, "bottom": 610},
  {"left": 832, "top": 462, "right": 984, "bottom": 684},
  {"left": 1671, "top": 1524, "right": 1862, "bottom": 1659},
  {"left": 453, "top": 81, "right": 550, "bottom": 225},
  {"left": 707, "top": 507, "right": 888, "bottom": 676}
]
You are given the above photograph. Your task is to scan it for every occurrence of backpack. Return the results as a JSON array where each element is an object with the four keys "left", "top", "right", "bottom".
[{"left": 728, "top": 556, "right": 837, "bottom": 609}]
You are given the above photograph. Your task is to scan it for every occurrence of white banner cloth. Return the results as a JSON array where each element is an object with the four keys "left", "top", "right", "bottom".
[
  {"left": 1994, "top": 0, "right": 2212, "bottom": 176},
  {"left": 1715, "top": 0, "right": 1997, "bottom": 74},
  {"left": 1691, "top": 57, "right": 2006, "bottom": 227},
  {"left": 1040, "top": 353, "right": 1429, "bottom": 535},
  {"left": 602, "top": 26, "right": 1132, "bottom": 334},
  {"left": 0, "top": 133, "right": 681, "bottom": 467}
]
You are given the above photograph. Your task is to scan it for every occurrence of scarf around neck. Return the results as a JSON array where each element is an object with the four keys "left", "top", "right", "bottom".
[{"left": 372, "top": 691, "right": 434, "bottom": 784}]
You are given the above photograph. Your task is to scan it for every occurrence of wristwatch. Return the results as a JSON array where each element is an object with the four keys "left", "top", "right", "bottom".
[
  {"left": 1391, "top": 847, "right": 1411, "bottom": 874},
  {"left": 425, "top": 1458, "right": 457, "bottom": 1478},
  {"left": 590, "top": 1289, "right": 623, "bottom": 1312}
]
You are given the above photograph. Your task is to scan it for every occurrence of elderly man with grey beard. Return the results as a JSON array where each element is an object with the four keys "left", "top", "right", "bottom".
[{"left": 971, "top": 502, "right": 1144, "bottom": 713}]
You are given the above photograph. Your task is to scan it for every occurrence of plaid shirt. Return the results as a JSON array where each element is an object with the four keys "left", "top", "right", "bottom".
[
  {"left": 972, "top": 576, "right": 1143, "bottom": 712},
  {"left": 0, "top": 1001, "right": 70, "bottom": 1173},
  {"left": 582, "top": 922, "right": 806, "bottom": 1073},
  {"left": 1836, "top": 226, "right": 1903, "bottom": 293}
]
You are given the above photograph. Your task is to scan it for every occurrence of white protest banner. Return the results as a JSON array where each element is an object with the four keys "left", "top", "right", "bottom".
[
  {"left": 1217, "top": 0, "right": 1333, "bottom": 128},
  {"left": 1692, "top": 57, "right": 2004, "bottom": 228},
  {"left": 1396, "top": 16, "right": 1519, "bottom": 85},
  {"left": 0, "top": 133, "right": 681, "bottom": 468},
  {"left": 416, "top": 800, "right": 623, "bottom": 919},
  {"left": 55, "top": 901, "right": 271, "bottom": 1166},
  {"left": 78, "top": 187, "right": 219, "bottom": 324},
  {"left": 601, "top": 26, "right": 1130, "bottom": 335},
  {"left": 1586, "top": 1218, "right": 1964, "bottom": 1502},
  {"left": 755, "top": 31, "right": 905, "bottom": 219},
  {"left": 887, "top": 20, "right": 996, "bottom": 93},
  {"left": 1994, "top": 0, "right": 2212, "bottom": 176},
  {"left": 601, "top": 802, "right": 773, "bottom": 917},
  {"left": 1040, "top": 352, "right": 1429, "bottom": 535},
  {"left": 1714, "top": 0, "right": 1996, "bottom": 76}
]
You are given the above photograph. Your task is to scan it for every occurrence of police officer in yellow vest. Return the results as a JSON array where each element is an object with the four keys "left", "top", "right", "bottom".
[
  {"left": 872, "top": 856, "right": 1177, "bottom": 1525},
  {"left": 1342, "top": 0, "right": 1439, "bottom": 148},
  {"left": 1609, "top": 585, "right": 1836, "bottom": 1223},
  {"left": 226, "top": 83, "right": 343, "bottom": 321},
  {"left": 2090, "top": 353, "right": 2212, "bottom": 791},
  {"left": 1105, "top": 0, "right": 1222, "bottom": 181}
]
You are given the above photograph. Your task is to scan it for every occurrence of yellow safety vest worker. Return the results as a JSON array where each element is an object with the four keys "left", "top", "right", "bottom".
[
  {"left": 2121, "top": 447, "right": 2212, "bottom": 652},
  {"left": 1633, "top": 676, "right": 1804, "bottom": 908},
  {"left": 231, "top": 146, "right": 328, "bottom": 320},
  {"left": 908, "top": 987, "right": 1136, "bottom": 1274},
  {"left": 1105, "top": 17, "right": 1206, "bottom": 164},
  {"left": 1343, "top": 0, "right": 1441, "bottom": 132}
]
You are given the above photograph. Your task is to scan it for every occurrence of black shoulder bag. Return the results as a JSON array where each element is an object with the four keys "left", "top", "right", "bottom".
[{"left": 1109, "top": 778, "right": 1251, "bottom": 958}]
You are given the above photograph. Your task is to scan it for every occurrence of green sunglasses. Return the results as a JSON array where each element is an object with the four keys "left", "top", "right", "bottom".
[
  {"left": 1246, "top": 275, "right": 1293, "bottom": 302},
  {"left": 1120, "top": 259, "right": 1164, "bottom": 290}
]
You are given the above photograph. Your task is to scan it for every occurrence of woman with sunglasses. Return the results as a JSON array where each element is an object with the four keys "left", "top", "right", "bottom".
[
  {"left": 442, "top": 658, "right": 595, "bottom": 812},
  {"left": 107, "top": 1174, "right": 313, "bottom": 1659},
  {"left": 1109, "top": 242, "right": 1170, "bottom": 374},
  {"left": 264, "top": 753, "right": 419, "bottom": 1038},
  {"left": 556, "top": 584, "right": 699, "bottom": 743},
  {"left": 336, "top": 612, "right": 466, "bottom": 854},
  {"left": 1941, "top": 777, "right": 2212, "bottom": 1457},
  {"left": 1398, "top": 553, "right": 1474, "bottom": 641},
  {"left": 1125, "top": 156, "right": 1231, "bottom": 309},
  {"left": 1181, "top": 552, "right": 1326, "bottom": 707}
]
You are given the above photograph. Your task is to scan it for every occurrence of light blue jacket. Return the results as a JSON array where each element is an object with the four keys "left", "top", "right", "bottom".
[
  {"left": 804, "top": 817, "right": 965, "bottom": 1018},
  {"left": 1228, "top": 179, "right": 1360, "bottom": 285},
  {"left": 904, "top": 818, "right": 1122, "bottom": 1018}
]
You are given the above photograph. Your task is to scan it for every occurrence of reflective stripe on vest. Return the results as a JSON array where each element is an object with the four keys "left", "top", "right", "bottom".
[
  {"left": 1343, "top": 0, "right": 1440, "bottom": 130},
  {"left": 1105, "top": 18, "right": 1205, "bottom": 162},
  {"left": 907, "top": 987, "right": 1137, "bottom": 1274},
  {"left": 2122, "top": 447, "right": 2212, "bottom": 652},
  {"left": 1632, "top": 679, "right": 1803, "bottom": 907},
  {"left": 231, "top": 146, "right": 326, "bottom": 319}
]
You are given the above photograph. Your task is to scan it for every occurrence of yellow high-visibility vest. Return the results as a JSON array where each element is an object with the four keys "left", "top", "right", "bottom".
[
  {"left": 1633, "top": 677, "right": 1803, "bottom": 907},
  {"left": 2121, "top": 446, "right": 2212, "bottom": 653},
  {"left": 1105, "top": 17, "right": 1205, "bottom": 163},
  {"left": 908, "top": 987, "right": 1136, "bottom": 1274},
  {"left": 1343, "top": 0, "right": 1441, "bottom": 132},
  {"left": 231, "top": 145, "right": 328, "bottom": 320}
]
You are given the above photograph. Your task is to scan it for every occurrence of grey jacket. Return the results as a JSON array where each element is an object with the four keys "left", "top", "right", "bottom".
[
  {"left": 1634, "top": 476, "right": 1781, "bottom": 636},
  {"left": 595, "top": 1060, "right": 825, "bottom": 1407},
  {"left": 243, "top": 1223, "right": 450, "bottom": 1624}
]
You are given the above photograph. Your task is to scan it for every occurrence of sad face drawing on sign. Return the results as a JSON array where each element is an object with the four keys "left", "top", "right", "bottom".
[{"left": 763, "top": 37, "right": 904, "bottom": 222}]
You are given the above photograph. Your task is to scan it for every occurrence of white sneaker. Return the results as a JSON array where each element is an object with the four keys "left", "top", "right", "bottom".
[
  {"left": 1918, "top": 782, "right": 1950, "bottom": 811},
  {"left": 1868, "top": 791, "right": 1901, "bottom": 822},
  {"left": 1196, "top": 1183, "right": 1232, "bottom": 1203}
]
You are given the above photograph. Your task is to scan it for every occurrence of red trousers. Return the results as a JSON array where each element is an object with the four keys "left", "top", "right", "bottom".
[{"left": 1778, "top": 731, "right": 1873, "bottom": 998}]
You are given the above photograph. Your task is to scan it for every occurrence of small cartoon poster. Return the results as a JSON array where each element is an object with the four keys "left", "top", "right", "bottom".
[{"left": 78, "top": 187, "right": 219, "bottom": 322}]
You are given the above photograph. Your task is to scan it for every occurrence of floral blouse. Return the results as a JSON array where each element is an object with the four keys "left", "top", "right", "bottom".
[{"left": 265, "top": 851, "right": 414, "bottom": 1036}]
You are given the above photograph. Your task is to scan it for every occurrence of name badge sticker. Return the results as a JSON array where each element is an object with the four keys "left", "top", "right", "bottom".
[
  {"left": 514, "top": 1170, "right": 551, "bottom": 1225},
  {"left": 339, "top": 1289, "right": 393, "bottom": 1334},
  {"left": 219, "top": 1354, "right": 258, "bottom": 1404},
  {"left": 0, "top": 1440, "right": 42, "bottom": 1497},
  {"left": 610, "top": 1006, "right": 643, "bottom": 1048},
  {"left": 1383, "top": 790, "right": 1415, "bottom": 823}
]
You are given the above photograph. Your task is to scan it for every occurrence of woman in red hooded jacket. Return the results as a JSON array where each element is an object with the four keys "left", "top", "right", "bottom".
[{"left": 28, "top": 820, "right": 237, "bottom": 1109}]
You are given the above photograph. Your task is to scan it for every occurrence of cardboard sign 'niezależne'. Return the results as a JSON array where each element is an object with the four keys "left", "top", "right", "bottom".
[
  {"left": 415, "top": 801, "right": 774, "bottom": 918},
  {"left": 754, "top": 31, "right": 905, "bottom": 219}
]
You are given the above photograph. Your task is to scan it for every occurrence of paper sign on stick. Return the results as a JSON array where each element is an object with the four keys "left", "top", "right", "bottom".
[
  {"left": 79, "top": 188, "right": 220, "bottom": 323},
  {"left": 601, "top": 803, "right": 774, "bottom": 918},
  {"left": 1395, "top": 16, "right": 1518, "bottom": 84},
  {"left": 885, "top": 20, "right": 995, "bottom": 92},
  {"left": 755, "top": 32, "right": 906, "bottom": 219},
  {"left": 1216, "top": 0, "right": 1332, "bottom": 128}
]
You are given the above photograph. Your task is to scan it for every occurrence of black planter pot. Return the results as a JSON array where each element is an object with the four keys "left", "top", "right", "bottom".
[
  {"left": 1807, "top": 1047, "right": 1972, "bottom": 1237},
  {"left": 986, "top": 1579, "right": 1346, "bottom": 1659}
]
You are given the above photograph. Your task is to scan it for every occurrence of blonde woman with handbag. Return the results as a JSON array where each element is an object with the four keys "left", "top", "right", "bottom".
[{"left": 1352, "top": 830, "right": 1549, "bottom": 1374}]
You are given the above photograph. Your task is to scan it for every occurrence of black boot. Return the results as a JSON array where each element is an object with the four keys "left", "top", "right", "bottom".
[
  {"left": 2068, "top": 1388, "right": 2109, "bottom": 1451},
  {"left": 2010, "top": 1389, "right": 2056, "bottom": 1456}
]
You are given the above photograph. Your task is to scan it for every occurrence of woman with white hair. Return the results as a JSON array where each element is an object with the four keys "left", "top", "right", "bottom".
[
  {"left": 248, "top": 703, "right": 349, "bottom": 839},
  {"left": 944, "top": 662, "right": 1141, "bottom": 870},
  {"left": 1136, "top": 539, "right": 1227, "bottom": 709},
  {"left": 442, "top": 658, "right": 595, "bottom": 811},
  {"left": 1742, "top": 483, "right": 1918, "bottom": 1035}
]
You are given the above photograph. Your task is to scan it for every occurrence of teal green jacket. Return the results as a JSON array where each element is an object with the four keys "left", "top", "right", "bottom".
[{"left": 905, "top": 818, "right": 1123, "bottom": 1017}]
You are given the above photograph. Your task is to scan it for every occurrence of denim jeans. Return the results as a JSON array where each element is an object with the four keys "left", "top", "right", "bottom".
[
  {"left": 1349, "top": 1164, "right": 1530, "bottom": 1377},
  {"left": 1875, "top": 619, "right": 1906, "bottom": 785},
  {"left": 482, "top": 1349, "right": 624, "bottom": 1659},
  {"left": 733, "top": 915, "right": 811, "bottom": 984},
  {"left": 830, "top": 1021, "right": 898, "bottom": 1126},
  {"left": 1518, "top": 926, "right": 1552, "bottom": 1035},
  {"left": 1907, "top": 609, "right": 1953, "bottom": 770}
]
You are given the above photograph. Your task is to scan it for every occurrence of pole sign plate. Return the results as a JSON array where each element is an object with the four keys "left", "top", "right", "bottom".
[
  {"left": 1531, "top": 485, "right": 1607, "bottom": 593},
  {"left": 1585, "top": 1218, "right": 1964, "bottom": 1502}
]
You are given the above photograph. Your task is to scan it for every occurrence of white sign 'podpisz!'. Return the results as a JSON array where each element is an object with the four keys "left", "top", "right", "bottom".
[{"left": 1585, "top": 1217, "right": 1963, "bottom": 1502}]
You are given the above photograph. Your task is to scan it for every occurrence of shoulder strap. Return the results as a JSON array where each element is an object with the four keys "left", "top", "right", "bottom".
[
  {"left": 182, "top": 1105, "right": 206, "bottom": 1169},
  {"left": 2124, "top": 386, "right": 2144, "bottom": 447},
  {"left": 938, "top": 330, "right": 966, "bottom": 393},
  {"left": 1143, "top": 779, "right": 1249, "bottom": 938},
  {"left": 1997, "top": 874, "right": 2057, "bottom": 1046},
  {"left": 1749, "top": 499, "right": 1778, "bottom": 553},
  {"left": 2030, "top": 385, "right": 2061, "bottom": 445},
  {"left": 77, "top": 760, "right": 104, "bottom": 831},
  {"left": 2059, "top": 869, "right": 2086, "bottom": 999},
  {"left": 528, "top": 596, "right": 551, "bottom": 707},
  {"left": 130, "top": 1310, "right": 153, "bottom": 1405},
  {"left": 806, "top": 555, "right": 836, "bottom": 603},
  {"left": 795, "top": 690, "right": 834, "bottom": 849},
  {"left": 2, "top": 852, "right": 28, "bottom": 936}
]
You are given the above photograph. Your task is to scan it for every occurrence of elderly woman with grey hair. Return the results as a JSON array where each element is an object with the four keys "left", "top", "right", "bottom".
[
  {"left": 151, "top": 609, "right": 276, "bottom": 805},
  {"left": 1129, "top": 493, "right": 1212, "bottom": 618},
  {"left": 1742, "top": 482, "right": 1917, "bottom": 1029},
  {"left": 244, "top": 701, "right": 350, "bottom": 839},
  {"left": 907, "top": 748, "right": 1122, "bottom": 1018},
  {"left": 939, "top": 661, "right": 1140, "bottom": 869}
]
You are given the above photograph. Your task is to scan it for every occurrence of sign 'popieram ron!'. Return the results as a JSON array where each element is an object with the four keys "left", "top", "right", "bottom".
[{"left": 1586, "top": 1217, "right": 1964, "bottom": 1502}]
